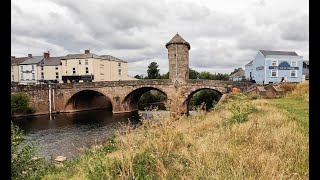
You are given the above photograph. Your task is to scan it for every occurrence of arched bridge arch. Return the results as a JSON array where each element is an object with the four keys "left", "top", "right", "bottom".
[
  {"left": 123, "top": 87, "right": 168, "bottom": 112},
  {"left": 65, "top": 89, "right": 113, "bottom": 112},
  {"left": 183, "top": 88, "right": 223, "bottom": 113}
]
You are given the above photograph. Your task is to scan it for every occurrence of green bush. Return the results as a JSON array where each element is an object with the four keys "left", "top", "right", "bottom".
[
  {"left": 11, "top": 122, "right": 44, "bottom": 180},
  {"left": 11, "top": 93, "right": 34, "bottom": 114},
  {"left": 224, "top": 99, "right": 256, "bottom": 126}
]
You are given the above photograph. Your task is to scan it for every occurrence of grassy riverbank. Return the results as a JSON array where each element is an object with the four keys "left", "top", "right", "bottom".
[{"left": 36, "top": 82, "right": 309, "bottom": 179}]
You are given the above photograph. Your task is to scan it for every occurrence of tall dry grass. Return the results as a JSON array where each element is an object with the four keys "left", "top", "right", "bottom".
[{"left": 41, "top": 90, "right": 309, "bottom": 180}]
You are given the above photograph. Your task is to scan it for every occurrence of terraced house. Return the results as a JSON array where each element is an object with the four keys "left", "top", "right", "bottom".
[
  {"left": 60, "top": 50, "right": 133, "bottom": 83},
  {"left": 18, "top": 54, "right": 44, "bottom": 85},
  {"left": 38, "top": 52, "right": 63, "bottom": 84},
  {"left": 245, "top": 50, "right": 304, "bottom": 84},
  {"left": 11, "top": 56, "right": 29, "bottom": 83}
]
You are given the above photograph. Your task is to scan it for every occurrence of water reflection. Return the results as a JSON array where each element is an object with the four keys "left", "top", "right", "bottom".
[{"left": 12, "top": 110, "right": 140, "bottom": 160}]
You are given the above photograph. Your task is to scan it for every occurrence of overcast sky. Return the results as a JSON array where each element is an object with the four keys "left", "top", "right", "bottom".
[{"left": 11, "top": 0, "right": 309, "bottom": 76}]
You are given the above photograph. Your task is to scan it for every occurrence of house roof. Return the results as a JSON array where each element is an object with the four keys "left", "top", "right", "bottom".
[
  {"left": 40, "top": 57, "right": 63, "bottom": 66},
  {"left": 100, "top": 55, "right": 127, "bottom": 63},
  {"left": 19, "top": 56, "right": 44, "bottom": 65},
  {"left": 11, "top": 57, "right": 29, "bottom": 65},
  {"left": 165, "top": 33, "right": 191, "bottom": 50},
  {"left": 259, "top": 50, "right": 298, "bottom": 57},
  {"left": 61, "top": 53, "right": 101, "bottom": 59},
  {"left": 245, "top": 60, "right": 253, "bottom": 66},
  {"left": 61, "top": 53, "right": 127, "bottom": 63},
  {"left": 230, "top": 69, "right": 245, "bottom": 78}
]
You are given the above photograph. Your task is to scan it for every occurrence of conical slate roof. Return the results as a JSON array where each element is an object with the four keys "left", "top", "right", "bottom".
[{"left": 166, "top": 33, "right": 191, "bottom": 50}]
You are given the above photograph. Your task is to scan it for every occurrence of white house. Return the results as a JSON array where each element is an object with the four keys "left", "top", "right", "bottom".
[{"left": 19, "top": 54, "right": 44, "bottom": 85}]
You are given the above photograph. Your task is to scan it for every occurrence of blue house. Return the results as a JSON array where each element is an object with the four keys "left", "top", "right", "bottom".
[{"left": 245, "top": 50, "right": 304, "bottom": 84}]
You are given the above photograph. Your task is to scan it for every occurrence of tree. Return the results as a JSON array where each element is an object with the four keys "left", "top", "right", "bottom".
[
  {"left": 160, "top": 72, "right": 169, "bottom": 79},
  {"left": 11, "top": 122, "right": 44, "bottom": 179},
  {"left": 134, "top": 75, "right": 144, "bottom": 79},
  {"left": 147, "top": 62, "right": 160, "bottom": 79},
  {"left": 11, "top": 93, "right": 34, "bottom": 114},
  {"left": 189, "top": 68, "right": 199, "bottom": 79}
]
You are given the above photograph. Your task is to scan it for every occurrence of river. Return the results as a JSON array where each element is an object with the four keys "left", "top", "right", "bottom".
[{"left": 12, "top": 110, "right": 144, "bottom": 161}]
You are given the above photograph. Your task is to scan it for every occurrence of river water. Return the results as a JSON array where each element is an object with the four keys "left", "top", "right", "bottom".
[{"left": 12, "top": 110, "right": 143, "bottom": 160}]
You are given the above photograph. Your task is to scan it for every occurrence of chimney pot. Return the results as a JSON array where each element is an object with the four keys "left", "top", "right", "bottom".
[
  {"left": 28, "top": 54, "right": 32, "bottom": 58},
  {"left": 85, "top": 49, "right": 90, "bottom": 54}
]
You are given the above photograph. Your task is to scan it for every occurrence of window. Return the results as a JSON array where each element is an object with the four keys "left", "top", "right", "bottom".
[
  {"left": 65, "top": 61, "right": 67, "bottom": 66},
  {"left": 41, "top": 72, "right": 44, "bottom": 79},
  {"left": 56, "top": 72, "right": 59, "bottom": 79},
  {"left": 20, "top": 66, "right": 23, "bottom": 71},
  {"left": 32, "top": 73, "right": 35, "bottom": 80},
  {"left": 271, "top": 60, "right": 278, "bottom": 66},
  {"left": 291, "top": 60, "right": 297, "bottom": 67},
  {"left": 41, "top": 66, "right": 44, "bottom": 70},
  {"left": 32, "top": 65, "right": 34, "bottom": 71},
  {"left": 73, "top": 68, "right": 76, "bottom": 74},
  {"left": 85, "top": 67, "right": 89, "bottom": 74},
  {"left": 100, "top": 64, "right": 104, "bottom": 66},
  {"left": 79, "top": 60, "right": 82, "bottom": 65},
  {"left": 271, "top": 69, "right": 277, "bottom": 77},
  {"left": 100, "top": 73, "right": 104, "bottom": 75},
  {"left": 291, "top": 70, "right": 297, "bottom": 77},
  {"left": 55, "top": 66, "right": 58, "bottom": 70},
  {"left": 118, "top": 63, "right": 121, "bottom": 67},
  {"left": 118, "top": 69, "right": 122, "bottom": 75},
  {"left": 21, "top": 73, "right": 23, "bottom": 80},
  {"left": 12, "top": 75, "right": 14, "bottom": 81},
  {"left": 85, "top": 60, "right": 88, "bottom": 65}
]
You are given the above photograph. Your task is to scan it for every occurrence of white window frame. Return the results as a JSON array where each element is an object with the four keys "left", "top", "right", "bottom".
[
  {"left": 290, "top": 70, "right": 297, "bottom": 77},
  {"left": 291, "top": 60, "right": 297, "bottom": 67},
  {"left": 271, "top": 60, "right": 278, "bottom": 66},
  {"left": 85, "top": 60, "right": 88, "bottom": 65},
  {"left": 118, "top": 69, "right": 122, "bottom": 75},
  {"left": 65, "top": 61, "right": 67, "bottom": 66},
  {"left": 118, "top": 63, "right": 121, "bottom": 67},
  {"left": 41, "top": 72, "right": 44, "bottom": 79},
  {"left": 85, "top": 67, "right": 89, "bottom": 74},
  {"left": 32, "top": 73, "right": 35, "bottom": 80},
  {"left": 271, "top": 69, "right": 278, "bottom": 77}
]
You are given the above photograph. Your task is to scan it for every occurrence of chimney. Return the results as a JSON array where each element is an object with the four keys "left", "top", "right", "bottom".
[
  {"left": 44, "top": 51, "right": 50, "bottom": 59},
  {"left": 28, "top": 54, "right": 32, "bottom": 58},
  {"left": 84, "top": 49, "right": 90, "bottom": 54}
]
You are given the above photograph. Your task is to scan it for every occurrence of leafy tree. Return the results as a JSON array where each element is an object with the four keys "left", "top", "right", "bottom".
[
  {"left": 134, "top": 75, "right": 144, "bottom": 79},
  {"left": 147, "top": 62, "right": 160, "bottom": 79},
  {"left": 189, "top": 68, "right": 199, "bottom": 79},
  {"left": 198, "top": 71, "right": 213, "bottom": 79},
  {"left": 11, "top": 93, "right": 34, "bottom": 114},
  {"left": 160, "top": 72, "right": 169, "bottom": 79},
  {"left": 189, "top": 90, "right": 221, "bottom": 111},
  {"left": 11, "top": 122, "right": 44, "bottom": 180},
  {"left": 138, "top": 90, "right": 166, "bottom": 110}
]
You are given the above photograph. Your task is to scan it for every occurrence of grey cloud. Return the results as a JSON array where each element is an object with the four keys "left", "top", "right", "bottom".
[{"left": 280, "top": 14, "right": 309, "bottom": 41}]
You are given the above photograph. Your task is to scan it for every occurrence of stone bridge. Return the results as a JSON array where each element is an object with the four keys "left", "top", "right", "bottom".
[
  {"left": 11, "top": 79, "right": 253, "bottom": 115},
  {"left": 11, "top": 33, "right": 254, "bottom": 115}
]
